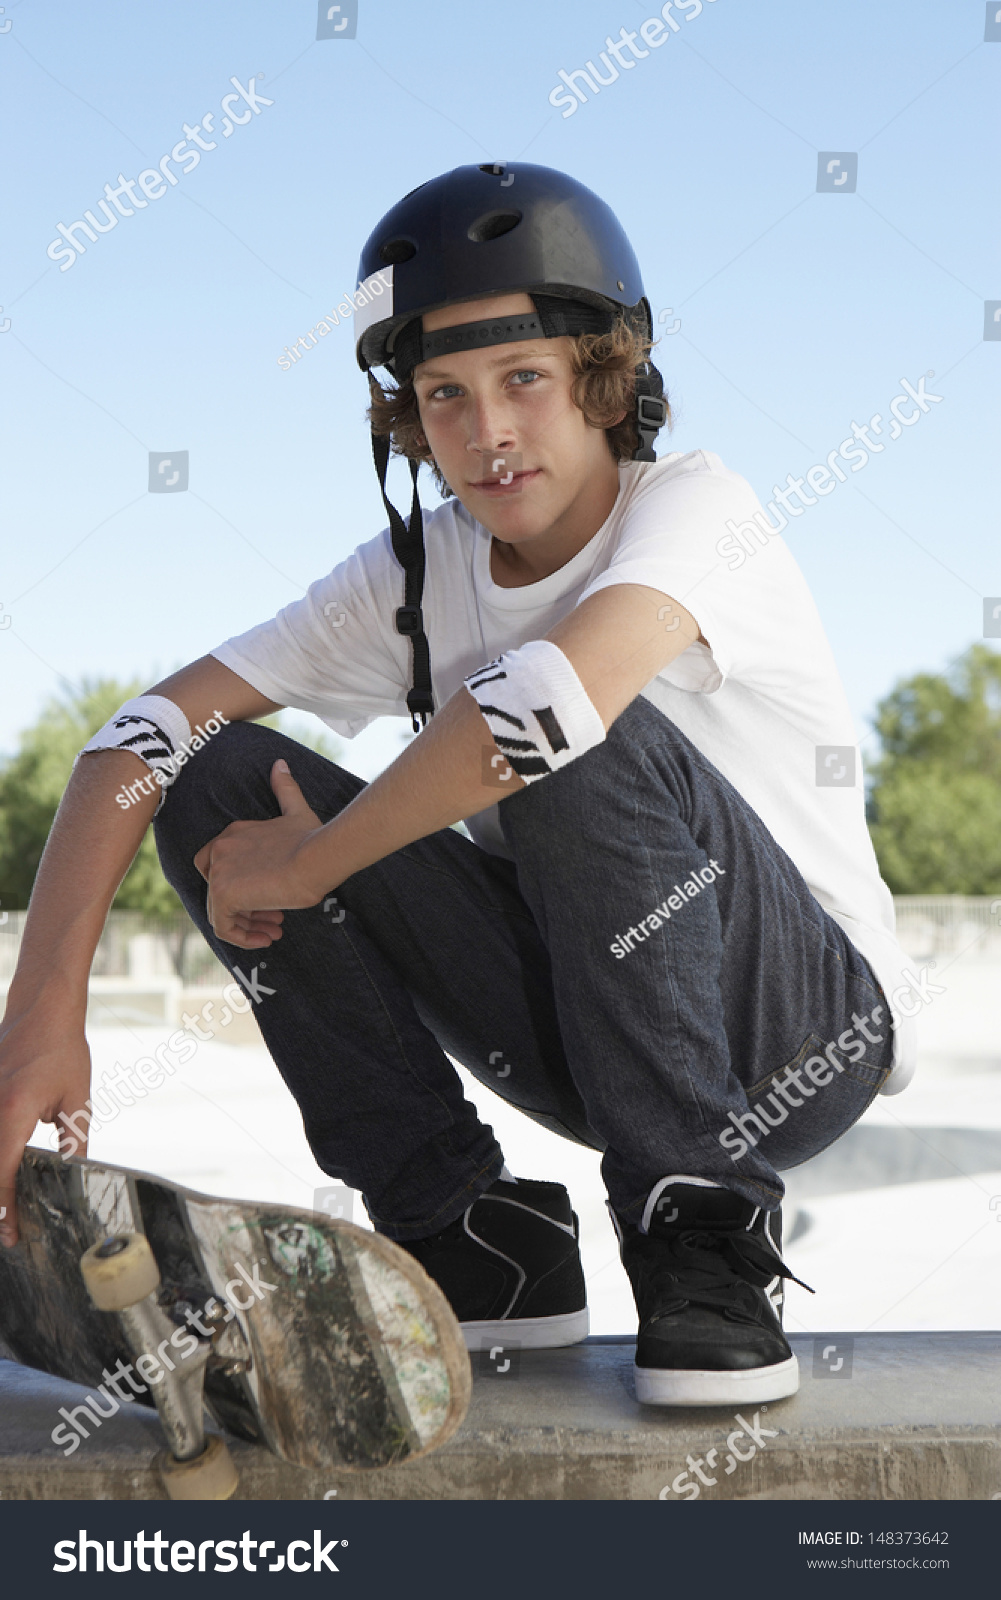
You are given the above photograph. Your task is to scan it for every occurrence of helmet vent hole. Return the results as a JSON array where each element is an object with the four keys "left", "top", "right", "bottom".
[
  {"left": 378, "top": 237, "right": 417, "bottom": 265},
  {"left": 467, "top": 209, "right": 522, "bottom": 244}
]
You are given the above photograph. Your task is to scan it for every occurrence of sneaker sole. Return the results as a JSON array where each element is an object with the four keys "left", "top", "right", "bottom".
[
  {"left": 635, "top": 1352, "right": 799, "bottom": 1407},
  {"left": 461, "top": 1308, "right": 590, "bottom": 1351}
]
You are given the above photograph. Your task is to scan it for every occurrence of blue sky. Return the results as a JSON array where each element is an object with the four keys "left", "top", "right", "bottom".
[{"left": 1, "top": 0, "right": 998, "bottom": 774}]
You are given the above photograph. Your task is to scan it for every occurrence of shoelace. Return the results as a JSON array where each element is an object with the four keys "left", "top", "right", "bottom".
[{"left": 636, "top": 1224, "right": 814, "bottom": 1322}]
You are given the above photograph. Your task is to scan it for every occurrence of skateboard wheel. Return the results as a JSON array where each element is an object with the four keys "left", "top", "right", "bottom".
[
  {"left": 158, "top": 1435, "right": 239, "bottom": 1501},
  {"left": 80, "top": 1233, "right": 160, "bottom": 1310}
]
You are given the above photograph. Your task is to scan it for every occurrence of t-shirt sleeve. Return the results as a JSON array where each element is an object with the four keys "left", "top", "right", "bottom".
[
  {"left": 576, "top": 453, "right": 788, "bottom": 695},
  {"left": 210, "top": 527, "right": 413, "bottom": 737}
]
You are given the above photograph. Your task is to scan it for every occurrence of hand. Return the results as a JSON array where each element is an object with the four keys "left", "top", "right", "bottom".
[
  {"left": 193, "top": 759, "right": 326, "bottom": 948},
  {"left": 0, "top": 1004, "right": 94, "bottom": 1247}
]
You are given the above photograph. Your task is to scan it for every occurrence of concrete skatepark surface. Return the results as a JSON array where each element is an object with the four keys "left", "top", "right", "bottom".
[
  {"left": 2, "top": 1334, "right": 999, "bottom": 1500},
  {"left": 1, "top": 894, "right": 999, "bottom": 1498}
]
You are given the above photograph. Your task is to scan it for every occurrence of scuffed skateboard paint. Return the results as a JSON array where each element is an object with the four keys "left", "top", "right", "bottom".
[{"left": 0, "top": 1149, "right": 470, "bottom": 1474}]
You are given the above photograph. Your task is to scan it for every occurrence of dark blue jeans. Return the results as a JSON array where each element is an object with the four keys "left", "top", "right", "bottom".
[{"left": 154, "top": 699, "right": 892, "bottom": 1240}]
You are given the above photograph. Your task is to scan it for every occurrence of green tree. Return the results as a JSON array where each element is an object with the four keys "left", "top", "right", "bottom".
[
  {"left": 866, "top": 645, "right": 1001, "bottom": 893},
  {"left": 0, "top": 679, "right": 340, "bottom": 917}
]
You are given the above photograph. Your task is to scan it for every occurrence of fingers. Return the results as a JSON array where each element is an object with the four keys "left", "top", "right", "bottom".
[
  {"left": 216, "top": 911, "right": 285, "bottom": 949},
  {"left": 0, "top": 1183, "right": 15, "bottom": 1247},
  {"left": 0, "top": 1107, "right": 36, "bottom": 1245},
  {"left": 206, "top": 875, "right": 283, "bottom": 941},
  {"left": 270, "top": 759, "right": 315, "bottom": 819},
  {"left": 0, "top": 1103, "right": 69, "bottom": 1246},
  {"left": 242, "top": 910, "right": 284, "bottom": 932},
  {"left": 218, "top": 928, "right": 280, "bottom": 949},
  {"left": 56, "top": 1101, "right": 90, "bottom": 1162},
  {"left": 194, "top": 822, "right": 252, "bottom": 882}
]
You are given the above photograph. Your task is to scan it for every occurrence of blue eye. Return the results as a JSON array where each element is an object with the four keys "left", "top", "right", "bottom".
[
  {"left": 430, "top": 384, "right": 462, "bottom": 400},
  {"left": 511, "top": 370, "right": 540, "bottom": 385}
]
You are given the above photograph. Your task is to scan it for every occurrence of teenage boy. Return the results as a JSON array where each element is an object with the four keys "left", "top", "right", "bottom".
[{"left": 0, "top": 164, "right": 915, "bottom": 1407}]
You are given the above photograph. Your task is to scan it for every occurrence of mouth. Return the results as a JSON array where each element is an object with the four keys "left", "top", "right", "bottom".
[{"left": 468, "top": 468, "right": 541, "bottom": 495}]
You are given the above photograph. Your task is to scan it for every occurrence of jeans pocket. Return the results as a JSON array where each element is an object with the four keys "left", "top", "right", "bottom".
[{"left": 743, "top": 1032, "right": 891, "bottom": 1171}]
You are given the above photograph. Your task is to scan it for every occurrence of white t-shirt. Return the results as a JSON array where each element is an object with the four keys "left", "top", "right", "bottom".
[{"left": 211, "top": 450, "right": 917, "bottom": 1093}]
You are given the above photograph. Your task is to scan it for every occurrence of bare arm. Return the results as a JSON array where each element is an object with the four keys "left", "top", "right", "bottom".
[
  {"left": 299, "top": 583, "right": 702, "bottom": 878},
  {"left": 196, "top": 585, "right": 703, "bottom": 938},
  {"left": 0, "top": 655, "right": 281, "bottom": 1244}
]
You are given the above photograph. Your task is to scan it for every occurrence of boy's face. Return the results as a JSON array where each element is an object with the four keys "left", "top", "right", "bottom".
[{"left": 412, "top": 294, "right": 624, "bottom": 547}]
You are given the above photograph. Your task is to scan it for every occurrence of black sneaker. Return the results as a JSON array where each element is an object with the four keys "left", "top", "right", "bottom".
[
  {"left": 399, "top": 1177, "right": 589, "bottom": 1350},
  {"left": 614, "top": 1179, "right": 810, "bottom": 1406}
]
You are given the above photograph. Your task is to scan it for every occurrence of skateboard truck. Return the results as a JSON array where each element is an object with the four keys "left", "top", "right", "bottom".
[{"left": 81, "top": 1233, "right": 240, "bottom": 1500}]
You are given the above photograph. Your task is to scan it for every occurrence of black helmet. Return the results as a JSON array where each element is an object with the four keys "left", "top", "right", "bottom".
[
  {"left": 356, "top": 161, "right": 654, "bottom": 374},
  {"left": 354, "top": 162, "right": 667, "bottom": 729}
]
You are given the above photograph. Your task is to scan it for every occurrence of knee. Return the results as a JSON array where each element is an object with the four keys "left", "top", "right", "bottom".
[
  {"left": 153, "top": 721, "right": 288, "bottom": 861},
  {"left": 499, "top": 743, "right": 612, "bottom": 855},
  {"left": 499, "top": 704, "right": 685, "bottom": 858},
  {"left": 160, "top": 719, "right": 278, "bottom": 807}
]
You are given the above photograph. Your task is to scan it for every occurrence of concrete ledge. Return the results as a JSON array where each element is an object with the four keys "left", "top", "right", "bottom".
[{"left": 2, "top": 1334, "right": 999, "bottom": 1501}]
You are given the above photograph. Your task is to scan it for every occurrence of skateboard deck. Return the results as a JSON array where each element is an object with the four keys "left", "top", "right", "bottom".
[{"left": 0, "top": 1147, "right": 471, "bottom": 1486}]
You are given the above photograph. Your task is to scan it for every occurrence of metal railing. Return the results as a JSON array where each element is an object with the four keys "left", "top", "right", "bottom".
[
  {"left": 892, "top": 896, "right": 1001, "bottom": 960},
  {"left": 3, "top": 899, "right": 1001, "bottom": 997},
  {"left": 0, "top": 909, "right": 226, "bottom": 988}
]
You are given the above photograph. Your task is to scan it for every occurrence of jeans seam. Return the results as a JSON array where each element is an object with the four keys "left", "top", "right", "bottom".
[
  {"left": 340, "top": 925, "right": 459, "bottom": 1130},
  {"left": 630, "top": 745, "right": 724, "bottom": 1146},
  {"left": 773, "top": 1062, "right": 892, "bottom": 1174},
  {"left": 745, "top": 1031, "right": 827, "bottom": 1100}
]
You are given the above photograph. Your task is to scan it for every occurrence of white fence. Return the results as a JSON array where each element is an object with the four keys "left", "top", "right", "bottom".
[
  {"left": 0, "top": 911, "right": 228, "bottom": 1029},
  {"left": 2, "top": 900, "right": 1000, "bottom": 1030},
  {"left": 892, "top": 896, "right": 1001, "bottom": 961}
]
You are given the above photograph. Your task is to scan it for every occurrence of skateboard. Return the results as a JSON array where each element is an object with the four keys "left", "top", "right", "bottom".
[{"left": 0, "top": 1147, "right": 471, "bottom": 1498}]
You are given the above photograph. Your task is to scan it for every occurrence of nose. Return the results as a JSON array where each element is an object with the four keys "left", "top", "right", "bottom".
[{"left": 464, "top": 395, "right": 517, "bottom": 465}]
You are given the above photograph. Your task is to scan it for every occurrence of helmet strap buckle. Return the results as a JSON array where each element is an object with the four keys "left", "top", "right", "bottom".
[{"left": 633, "top": 363, "right": 667, "bottom": 462}]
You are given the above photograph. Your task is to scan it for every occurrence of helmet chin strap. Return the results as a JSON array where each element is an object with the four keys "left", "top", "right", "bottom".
[{"left": 371, "top": 428, "right": 435, "bottom": 731}]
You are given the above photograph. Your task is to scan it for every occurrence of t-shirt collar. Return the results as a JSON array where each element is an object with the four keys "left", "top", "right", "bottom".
[{"left": 471, "top": 461, "right": 638, "bottom": 611}]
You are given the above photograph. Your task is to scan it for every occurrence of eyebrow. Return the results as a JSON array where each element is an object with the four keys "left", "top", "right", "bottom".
[{"left": 416, "top": 346, "right": 555, "bottom": 383}]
